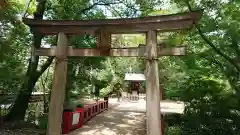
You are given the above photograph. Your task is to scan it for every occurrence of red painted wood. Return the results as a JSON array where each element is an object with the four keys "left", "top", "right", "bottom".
[{"left": 62, "top": 100, "right": 108, "bottom": 134}]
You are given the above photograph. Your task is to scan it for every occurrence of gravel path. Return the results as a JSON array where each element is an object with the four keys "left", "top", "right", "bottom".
[{"left": 69, "top": 99, "right": 146, "bottom": 135}]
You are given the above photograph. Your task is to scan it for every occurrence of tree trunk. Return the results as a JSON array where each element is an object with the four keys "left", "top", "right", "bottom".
[
  {"left": 5, "top": 0, "right": 49, "bottom": 121},
  {"left": 5, "top": 74, "right": 37, "bottom": 121},
  {"left": 5, "top": 57, "right": 53, "bottom": 121}
]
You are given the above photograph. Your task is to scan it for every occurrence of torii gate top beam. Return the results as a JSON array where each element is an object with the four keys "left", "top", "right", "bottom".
[{"left": 23, "top": 10, "right": 202, "bottom": 35}]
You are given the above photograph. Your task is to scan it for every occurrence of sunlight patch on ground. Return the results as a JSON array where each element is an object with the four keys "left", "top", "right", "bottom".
[{"left": 116, "top": 124, "right": 131, "bottom": 128}]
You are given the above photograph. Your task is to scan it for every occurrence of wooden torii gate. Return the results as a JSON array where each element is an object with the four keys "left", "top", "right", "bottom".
[{"left": 23, "top": 10, "right": 202, "bottom": 135}]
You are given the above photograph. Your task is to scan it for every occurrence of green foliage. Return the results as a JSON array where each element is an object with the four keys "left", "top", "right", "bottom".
[
  {"left": 161, "top": 0, "right": 240, "bottom": 134},
  {"left": 76, "top": 103, "right": 84, "bottom": 108},
  {"left": 0, "top": 0, "right": 30, "bottom": 94},
  {"left": 38, "top": 115, "right": 48, "bottom": 129},
  {"left": 166, "top": 126, "right": 180, "bottom": 135},
  {"left": 176, "top": 78, "right": 240, "bottom": 134}
]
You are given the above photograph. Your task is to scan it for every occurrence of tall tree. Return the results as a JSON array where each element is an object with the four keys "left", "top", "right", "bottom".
[
  {"left": 5, "top": 0, "right": 129, "bottom": 121},
  {"left": 5, "top": 0, "right": 53, "bottom": 121},
  {"left": 0, "top": 0, "right": 29, "bottom": 99}
]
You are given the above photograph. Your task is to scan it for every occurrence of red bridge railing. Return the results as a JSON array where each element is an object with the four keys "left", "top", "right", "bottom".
[{"left": 62, "top": 99, "right": 108, "bottom": 134}]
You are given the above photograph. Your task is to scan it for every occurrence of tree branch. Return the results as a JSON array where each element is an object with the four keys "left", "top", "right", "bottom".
[
  {"left": 106, "top": 6, "right": 123, "bottom": 18},
  {"left": 79, "top": 0, "right": 123, "bottom": 14},
  {"left": 230, "top": 35, "right": 240, "bottom": 61},
  {"left": 36, "top": 57, "right": 54, "bottom": 78},
  {"left": 23, "top": 0, "right": 33, "bottom": 17},
  {"left": 34, "top": 0, "right": 47, "bottom": 19},
  {"left": 186, "top": 1, "right": 240, "bottom": 72}
]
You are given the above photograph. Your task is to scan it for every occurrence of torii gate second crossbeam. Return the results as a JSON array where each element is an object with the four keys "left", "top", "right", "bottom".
[{"left": 23, "top": 10, "right": 202, "bottom": 135}]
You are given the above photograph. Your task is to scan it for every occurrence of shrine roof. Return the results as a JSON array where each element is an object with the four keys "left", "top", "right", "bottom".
[
  {"left": 23, "top": 10, "right": 202, "bottom": 35},
  {"left": 124, "top": 73, "right": 146, "bottom": 81}
]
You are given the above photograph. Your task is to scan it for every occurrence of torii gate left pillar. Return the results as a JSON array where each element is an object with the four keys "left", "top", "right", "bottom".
[{"left": 47, "top": 33, "right": 69, "bottom": 135}]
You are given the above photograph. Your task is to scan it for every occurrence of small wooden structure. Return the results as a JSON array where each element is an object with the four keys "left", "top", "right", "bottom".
[
  {"left": 124, "top": 73, "right": 145, "bottom": 100},
  {"left": 23, "top": 10, "right": 202, "bottom": 135}
]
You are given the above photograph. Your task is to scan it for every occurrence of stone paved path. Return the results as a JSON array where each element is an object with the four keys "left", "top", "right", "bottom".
[{"left": 69, "top": 99, "right": 146, "bottom": 135}]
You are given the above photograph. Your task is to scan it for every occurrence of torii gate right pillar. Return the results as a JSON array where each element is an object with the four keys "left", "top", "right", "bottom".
[{"left": 145, "top": 30, "right": 162, "bottom": 135}]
